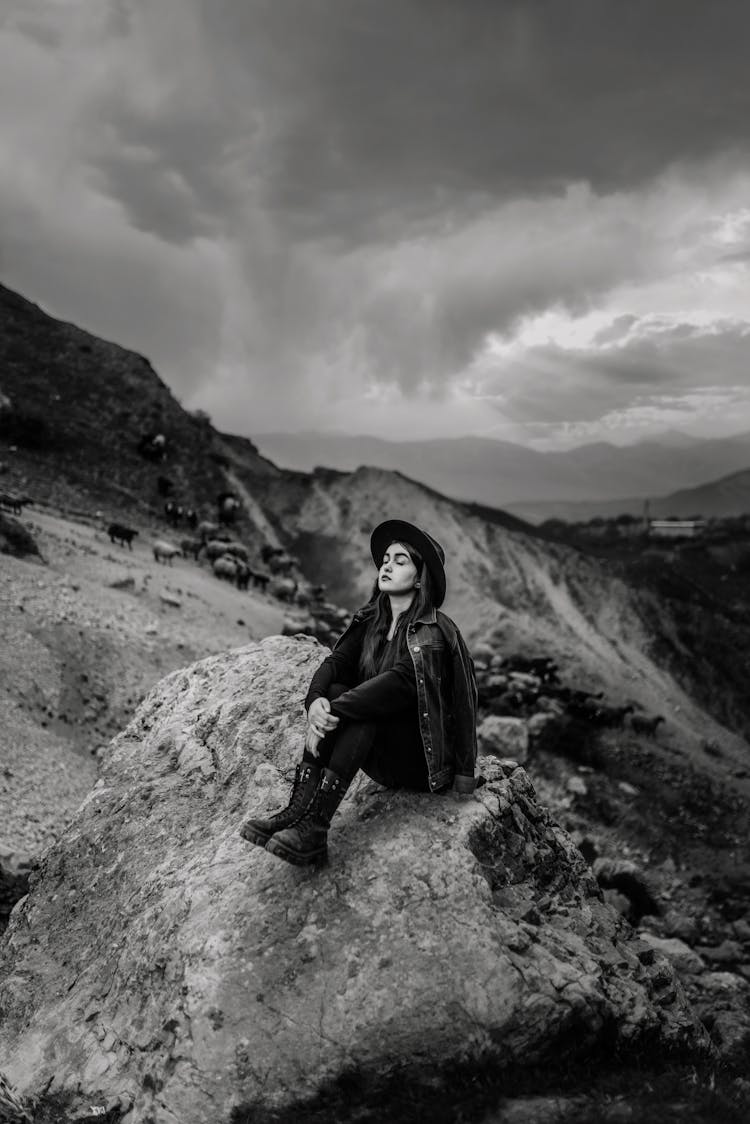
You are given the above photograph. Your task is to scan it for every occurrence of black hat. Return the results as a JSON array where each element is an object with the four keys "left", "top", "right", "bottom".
[{"left": 370, "top": 519, "right": 446, "bottom": 607}]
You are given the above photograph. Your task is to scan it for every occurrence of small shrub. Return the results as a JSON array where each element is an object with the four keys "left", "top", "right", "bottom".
[{"left": 0, "top": 513, "right": 41, "bottom": 558}]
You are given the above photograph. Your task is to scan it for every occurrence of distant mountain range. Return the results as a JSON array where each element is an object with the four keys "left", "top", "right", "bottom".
[
  {"left": 505, "top": 467, "right": 750, "bottom": 524},
  {"left": 253, "top": 430, "right": 750, "bottom": 513}
]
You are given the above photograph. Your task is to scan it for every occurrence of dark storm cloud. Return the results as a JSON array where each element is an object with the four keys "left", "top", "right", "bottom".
[
  {"left": 205, "top": 0, "right": 750, "bottom": 243},
  {"left": 3, "top": 0, "right": 750, "bottom": 442}
]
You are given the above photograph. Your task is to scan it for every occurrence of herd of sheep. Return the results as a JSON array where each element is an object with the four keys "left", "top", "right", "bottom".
[{"left": 107, "top": 517, "right": 307, "bottom": 605}]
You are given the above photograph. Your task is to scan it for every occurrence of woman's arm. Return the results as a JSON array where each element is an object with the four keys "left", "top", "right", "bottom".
[
  {"left": 303, "top": 620, "right": 366, "bottom": 711},
  {"left": 327, "top": 655, "right": 416, "bottom": 722}
]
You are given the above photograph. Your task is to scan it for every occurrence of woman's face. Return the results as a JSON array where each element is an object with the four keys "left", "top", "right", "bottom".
[{"left": 377, "top": 541, "right": 419, "bottom": 597}]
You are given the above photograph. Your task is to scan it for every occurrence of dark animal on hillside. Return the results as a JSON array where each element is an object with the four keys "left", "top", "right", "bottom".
[
  {"left": 156, "top": 475, "right": 174, "bottom": 497},
  {"left": 563, "top": 692, "right": 609, "bottom": 718},
  {"left": 235, "top": 560, "right": 251, "bottom": 590},
  {"left": 569, "top": 689, "right": 605, "bottom": 705},
  {"left": 108, "top": 523, "right": 138, "bottom": 549},
  {"left": 588, "top": 704, "right": 635, "bottom": 728},
  {"left": 248, "top": 568, "right": 270, "bottom": 592},
  {"left": 630, "top": 713, "right": 666, "bottom": 736},
  {"left": 180, "top": 537, "right": 203, "bottom": 561},
  {"left": 136, "top": 433, "right": 167, "bottom": 462},
  {"left": 502, "top": 655, "right": 560, "bottom": 683},
  {"left": 164, "top": 501, "right": 185, "bottom": 527},
  {"left": 153, "top": 540, "right": 181, "bottom": 565},
  {"left": 0, "top": 492, "right": 33, "bottom": 515},
  {"left": 487, "top": 689, "right": 525, "bottom": 716},
  {"left": 217, "top": 492, "right": 240, "bottom": 525},
  {"left": 185, "top": 508, "right": 198, "bottom": 529}
]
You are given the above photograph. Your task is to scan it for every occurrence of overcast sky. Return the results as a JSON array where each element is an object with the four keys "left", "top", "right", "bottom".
[{"left": 2, "top": 0, "right": 750, "bottom": 448}]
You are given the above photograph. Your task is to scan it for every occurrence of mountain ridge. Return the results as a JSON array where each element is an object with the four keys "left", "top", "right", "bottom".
[{"left": 252, "top": 428, "right": 750, "bottom": 508}]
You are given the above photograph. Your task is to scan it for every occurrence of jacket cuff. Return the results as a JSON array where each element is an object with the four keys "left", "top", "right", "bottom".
[{"left": 453, "top": 774, "right": 476, "bottom": 795}]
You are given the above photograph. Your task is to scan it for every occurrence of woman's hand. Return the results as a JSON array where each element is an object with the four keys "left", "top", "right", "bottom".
[
  {"left": 305, "top": 726, "right": 322, "bottom": 758},
  {"left": 306, "top": 697, "right": 339, "bottom": 740}
]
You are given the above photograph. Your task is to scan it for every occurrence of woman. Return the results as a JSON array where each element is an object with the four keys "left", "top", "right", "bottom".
[{"left": 241, "top": 519, "right": 478, "bottom": 866}]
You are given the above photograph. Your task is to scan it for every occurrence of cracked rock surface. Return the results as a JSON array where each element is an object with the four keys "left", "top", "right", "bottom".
[{"left": 0, "top": 637, "right": 708, "bottom": 1123}]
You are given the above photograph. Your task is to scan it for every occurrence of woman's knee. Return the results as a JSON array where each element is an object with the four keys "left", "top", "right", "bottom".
[{"left": 327, "top": 683, "right": 350, "bottom": 701}]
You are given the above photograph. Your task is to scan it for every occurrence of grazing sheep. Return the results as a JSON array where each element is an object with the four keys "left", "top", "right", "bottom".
[
  {"left": 108, "top": 522, "right": 138, "bottom": 549},
  {"left": 197, "top": 520, "right": 220, "bottom": 543},
  {"left": 269, "top": 576, "right": 298, "bottom": 603},
  {"left": 268, "top": 552, "right": 296, "bottom": 574},
  {"left": 630, "top": 713, "right": 666, "bottom": 736},
  {"left": 202, "top": 539, "right": 249, "bottom": 563},
  {"left": 153, "top": 540, "right": 181, "bottom": 565},
  {"left": 180, "top": 537, "right": 203, "bottom": 560},
  {"left": 213, "top": 555, "right": 238, "bottom": 582},
  {"left": 0, "top": 492, "right": 32, "bottom": 515},
  {"left": 507, "top": 671, "right": 541, "bottom": 690}
]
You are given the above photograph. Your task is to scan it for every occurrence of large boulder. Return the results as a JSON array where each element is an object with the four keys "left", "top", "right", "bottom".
[{"left": 0, "top": 637, "right": 707, "bottom": 1123}]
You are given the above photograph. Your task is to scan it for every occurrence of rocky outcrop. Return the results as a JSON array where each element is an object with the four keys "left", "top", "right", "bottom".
[
  {"left": 0, "top": 513, "right": 40, "bottom": 559},
  {"left": 0, "top": 637, "right": 708, "bottom": 1123}
]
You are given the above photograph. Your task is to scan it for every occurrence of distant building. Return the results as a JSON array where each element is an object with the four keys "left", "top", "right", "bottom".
[{"left": 649, "top": 519, "right": 706, "bottom": 539}]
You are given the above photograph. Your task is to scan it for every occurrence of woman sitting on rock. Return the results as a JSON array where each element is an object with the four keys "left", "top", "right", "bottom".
[{"left": 241, "top": 519, "right": 478, "bottom": 866}]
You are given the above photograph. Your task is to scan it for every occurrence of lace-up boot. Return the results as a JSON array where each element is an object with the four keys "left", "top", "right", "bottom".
[
  {"left": 240, "top": 762, "right": 321, "bottom": 848},
  {"left": 265, "top": 768, "right": 347, "bottom": 865}
]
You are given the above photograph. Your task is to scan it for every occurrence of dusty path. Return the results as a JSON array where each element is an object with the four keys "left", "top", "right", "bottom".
[{"left": 0, "top": 508, "right": 288, "bottom": 857}]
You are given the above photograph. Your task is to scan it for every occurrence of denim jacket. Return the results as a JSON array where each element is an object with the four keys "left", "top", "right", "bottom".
[{"left": 320, "top": 603, "right": 478, "bottom": 794}]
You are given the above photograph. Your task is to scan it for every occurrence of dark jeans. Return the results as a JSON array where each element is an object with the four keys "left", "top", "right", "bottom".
[{"left": 308, "top": 683, "right": 429, "bottom": 791}]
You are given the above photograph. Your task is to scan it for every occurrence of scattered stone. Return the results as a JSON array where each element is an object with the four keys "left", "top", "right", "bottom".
[
  {"left": 109, "top": 576, "right": 136, "bottom": 591},
  {"left": 159, "top": 591, "right": 182, "bottom": 609},
  {"left": 477, "top": 715, "right": 529, "bottom": 762},
  {"left": 731, "top": 917, "right": 750, "bottom": 942},
  {"left": 697, "top": 940, "right": 744, "bottom": 967},
  {"left": 566, "top": 775, "right": 588, "bottom": 796},
  {"left": 603, "top": 889, "right": 631, "bottom": 918},
  {"left": 636, "top": 933, "right": 706, "bottom": 975},
  {"left": 617, "top": 781, "right": 639, "bottom": 797}
]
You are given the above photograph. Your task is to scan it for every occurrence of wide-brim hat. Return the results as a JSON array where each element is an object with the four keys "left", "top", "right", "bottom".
[{"left": 370, "top": 519, "right": 446, "bottom": 607}]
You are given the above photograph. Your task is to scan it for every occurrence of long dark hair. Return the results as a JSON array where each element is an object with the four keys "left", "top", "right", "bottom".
[{"left": 358, "top": 543, "right": 437, "bottom": 679}]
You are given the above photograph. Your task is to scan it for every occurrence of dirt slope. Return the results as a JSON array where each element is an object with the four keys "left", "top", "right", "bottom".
[{"left": 0, "top": 509, "right": 287, "bottom": 856}]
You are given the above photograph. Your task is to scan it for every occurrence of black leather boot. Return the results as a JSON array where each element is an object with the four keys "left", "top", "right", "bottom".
[
  {"left": 265, "top": 768, "right": 347, "bottom": 865},
  {"left": 240, "top": 762, "right": 321, "bottom": 848}
]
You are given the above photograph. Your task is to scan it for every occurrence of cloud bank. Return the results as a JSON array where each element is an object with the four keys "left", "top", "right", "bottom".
[{"left": 2, "top": 0, "right": 750, "bottom": 445}]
